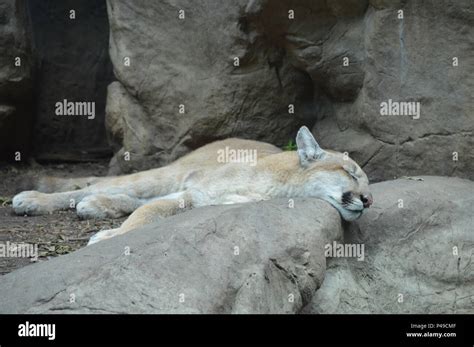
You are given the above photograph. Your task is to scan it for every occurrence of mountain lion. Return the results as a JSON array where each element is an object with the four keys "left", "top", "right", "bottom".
[{"left": 12, "top": 126, "right": 373, "bottom": 245}]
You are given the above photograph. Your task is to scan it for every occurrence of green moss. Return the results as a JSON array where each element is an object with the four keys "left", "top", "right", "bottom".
[{"left": 282, "top": 139, "right": 297, "bottom": 151}]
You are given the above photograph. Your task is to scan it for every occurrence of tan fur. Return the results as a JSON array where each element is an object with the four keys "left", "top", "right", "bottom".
[{"left": 12, "top": 127, "right": 372, "bottom": 245}]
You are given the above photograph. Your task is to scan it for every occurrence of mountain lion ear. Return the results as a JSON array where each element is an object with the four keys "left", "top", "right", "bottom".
[{"left": 296, "top": 126, "right": 326, "bottom": 166}]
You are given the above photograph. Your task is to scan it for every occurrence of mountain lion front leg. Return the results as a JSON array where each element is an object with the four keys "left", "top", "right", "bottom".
[
  {"left": 12, "top": 165, "right": 183, "bottom": 216},
  {"left": 13, "top": 188, "right": 144, "bottom": 217},
  {"left": 87, "top": 191, "right": 193, "bottom": 245},
  {"left": 12, "top": 190, "right": 88, "bottom": 216}
]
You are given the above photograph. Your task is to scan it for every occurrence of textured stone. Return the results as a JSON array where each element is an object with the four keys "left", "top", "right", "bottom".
[
  {"left": 0, "top": 199, "right": 342, "bottom": 313},
  {"left": 104, "top": 0, "right": 474, "bottom": 182},
  {"left": 303, "top": 176, "right": 474, "bottom": 314},
  {"left": 1, "top": 177, "right": 472, "bottom": 313},
  {"left": 105, "top": 0, "right": 315, "bottom": 173},
  {"left": 311, "top": 1, "right": 474, "bottom": 182}
]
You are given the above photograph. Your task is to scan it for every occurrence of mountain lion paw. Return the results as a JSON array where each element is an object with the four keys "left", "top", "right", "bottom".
[{"left": 12, "top": 191, "right": 55, "bottom": 216}]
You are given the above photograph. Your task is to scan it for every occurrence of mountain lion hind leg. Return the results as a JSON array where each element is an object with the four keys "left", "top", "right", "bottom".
[
  {"left": 76, "top": 194, "right": 143, "bottom": 219},
  {"left": 87, "top": 191, "right": 192, "bottom": 245}
]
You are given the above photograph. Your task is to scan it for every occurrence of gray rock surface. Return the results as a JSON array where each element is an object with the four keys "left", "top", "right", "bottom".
[
  {"left": 105, "top": 0, "right": 473, "bottom": 181},
  {"left": 0, "top": 176, "right": 472, "bottom": 313},
  {"left": 0, "top": 199, "right": 342, "bottom": 313},
  {"left": 105, "top": 0, "right": 314, "bottom": 174},
  {"left": 0, "top": 0, "right": 34, "bottom": 160},
  {"left": 303, "top": 176, "right": 474, "bottom": 314},
  {"left": 312, "top": 0, "right": 474, "bottom": 182}
]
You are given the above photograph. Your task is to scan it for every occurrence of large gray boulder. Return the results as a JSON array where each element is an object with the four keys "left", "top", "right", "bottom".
[
  {"left": 0, "top": 199, "right": 342, "bottom": 313},
  {"left": 104, "top": 0, "right": 315, "bottom": 174},
  {"left": 0, "top": 176, "right": 472, "bottom": 313},
  {"left": 303, "top": 176, "right": 474, "bottom": 314},
  {"left": 105, "top": 0, "right": 474, "bottom": 181}
]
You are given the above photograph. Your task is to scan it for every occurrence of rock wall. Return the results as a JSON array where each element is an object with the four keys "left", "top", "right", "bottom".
[
  {"left": 0, "top": 0, "right": 34, "bottom": 160},
  {"left": 105, "top": 0, "right": 314, "bottom": 174},
  {"left": 310, "top": 0, "right": 474, "bottom": 182},
  {"left": 105, "top": 0, "right": 473, "bottom": 181}
]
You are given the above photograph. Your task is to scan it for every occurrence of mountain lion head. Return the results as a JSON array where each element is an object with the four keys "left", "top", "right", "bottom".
[{"left": 296, "top": 126, "right": 373, "bottom": 221}]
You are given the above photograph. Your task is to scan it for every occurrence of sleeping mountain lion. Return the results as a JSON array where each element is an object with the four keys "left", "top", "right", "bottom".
[{"left": 12, "top": 126, "right": 373, "bottom": 245}]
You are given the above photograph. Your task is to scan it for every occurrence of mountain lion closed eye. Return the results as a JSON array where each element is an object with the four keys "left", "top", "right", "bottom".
[{"left": 12, "top": 126, "right": 373, "bottom": 245}]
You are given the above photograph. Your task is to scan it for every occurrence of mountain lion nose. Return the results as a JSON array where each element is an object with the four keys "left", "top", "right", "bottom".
[{"left": 360, "top": 194, "right": 373, "bottom": 208}]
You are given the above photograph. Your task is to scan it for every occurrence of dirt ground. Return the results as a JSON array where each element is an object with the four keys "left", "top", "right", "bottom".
[{"left": 0, "top": 161, "right": 126, "bottom": 275}]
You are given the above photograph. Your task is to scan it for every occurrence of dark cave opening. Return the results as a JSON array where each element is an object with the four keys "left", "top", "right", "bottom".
[{"left": 27, "top": 0, "right": 114, "bottom": 162}]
